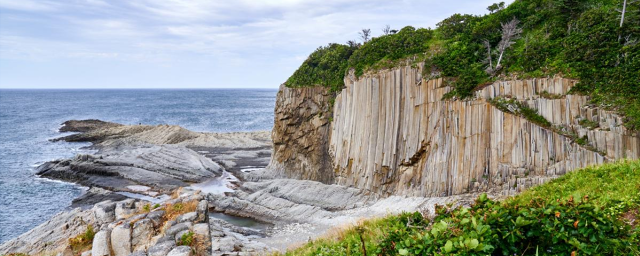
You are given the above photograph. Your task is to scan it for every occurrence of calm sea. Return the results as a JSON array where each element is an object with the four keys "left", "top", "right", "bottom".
[{"left": 0, "top": 89, "right": 276, "bottom": 243}]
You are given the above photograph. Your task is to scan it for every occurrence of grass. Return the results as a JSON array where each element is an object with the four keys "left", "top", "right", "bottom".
[
  {"left": 277, "top": 160, "right": 640, "bottom": 255},
  {"left": 68, "top": 225, "right": 95, "bottom": 255}
]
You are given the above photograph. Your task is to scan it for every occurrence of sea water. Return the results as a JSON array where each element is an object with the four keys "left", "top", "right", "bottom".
[{"left": 0, "top": 89, "right": 276, "bottom": 243}]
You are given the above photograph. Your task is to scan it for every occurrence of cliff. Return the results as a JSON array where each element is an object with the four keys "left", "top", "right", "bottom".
[
  {"left": 269, "top": 84, "right": 335, "bottom": 183},
  {"left": 272, "top": 63, "right": 640, "bottom": 197}
]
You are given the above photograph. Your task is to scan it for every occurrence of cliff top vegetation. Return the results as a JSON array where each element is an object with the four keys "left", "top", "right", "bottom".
[{"left": 284, "top": 0, "right": 640, "bottom": 129}]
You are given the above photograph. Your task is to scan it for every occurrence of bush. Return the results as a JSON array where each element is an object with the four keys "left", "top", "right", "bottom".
[
  {"left": 284, "top": 43, "right": 357, "bottom": 92},
  {"left": 280, "top": 160, "right": 640, "bottom": 256}
]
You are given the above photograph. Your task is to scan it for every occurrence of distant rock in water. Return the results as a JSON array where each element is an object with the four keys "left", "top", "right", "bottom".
[{"left": 59, "top": 119, "right": 122, "bottom": 133}]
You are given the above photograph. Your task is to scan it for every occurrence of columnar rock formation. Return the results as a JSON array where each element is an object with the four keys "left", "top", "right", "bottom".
[{"left": 272, "top": 64, "right": 640, "bottom": 197}]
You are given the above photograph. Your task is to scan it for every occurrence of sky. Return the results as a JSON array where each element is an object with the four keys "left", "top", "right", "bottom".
[{"left": 0, "top": 0, "right": 514, "bottom": 89}]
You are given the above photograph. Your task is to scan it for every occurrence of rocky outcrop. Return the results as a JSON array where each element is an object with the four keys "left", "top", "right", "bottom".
[
  {"left": 268, "top": 85, "right": 335, "bottom": 183},
  {"left": 272, "top": 64, "right": 640, "bottom": 197}
]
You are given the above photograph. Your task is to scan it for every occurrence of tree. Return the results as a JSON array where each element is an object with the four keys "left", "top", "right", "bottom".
[
  {"left": 436, "top": 13, "right": 476, "bottom": 40},
  {"left": 382, "top": 25, "right": 391, "bottom": 35},
  {"left": 346, "top": 40, "right": 360, "bottom": 48},
  {"left": 359, "top": 28, "right": 371, "bottom": 42},
  {"left": 487, "top": 2, "right": 505, "bottom": 14},
  {"left": 483, "top": 17, "right": 522, "bottom": 75}
]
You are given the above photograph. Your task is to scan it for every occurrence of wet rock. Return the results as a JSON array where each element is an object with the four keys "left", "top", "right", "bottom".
[
  {"left": 166, "top": 246, "right": 191, "bottom": 256},
  {"left": 111, "top": 224, "right": 132, "bottom": 256},
  {"left": 92, "top": 229, "right": 111, "bottom": 256},
  {"left": 147, "top": 240, "right": 175, "bottom": 256},
  {"left": 132, "top": 219, "right": 153, "bottom": 251}
]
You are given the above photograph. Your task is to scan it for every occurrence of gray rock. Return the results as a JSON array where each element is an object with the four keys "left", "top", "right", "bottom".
[
  {"left": 176, "top": 212, "right": 197, "bottom": 223},
  {"left": 81, "top": 250, "right": 92, "bottom": 256},
  {"left": 147, "top": 240, "right": 175, "bottom": 256},
  {"left": 166, "top": 246, "right": 191, "bottom": 256},
  {"left": 93, "top": 201, "right": 116, "bottom": 224},
  {"left": 191, "top": 223, "right": 210, "bottom": 254},
  {"left": 127, "top": 251, "right": 147, "bottom": 256},
  {"left": 111, "top": 224, "right": 132, "bottom": 256},
  {"left": 92, "top": 229, "right": 111, "bottom": 256},
  {"left": 115, "top": 199, "right": 137, "bottom": 220},
  {"left": 195, "top": 200, "right": 208, "bottom": 223},
  {"left": 174, "top": 230, "right": 190, "bottom": 244},
  {"left": 155, "top": 236, "right": 174, "bottom": 244},
  {"left": 146, "top": 210, "right": 165, "bottom": 228},
  {"left": 165, "top": 222, "right": 192, "bottom": 237},
  {"left": 132, "top": 219, "right": 153, "bottom": 251}
]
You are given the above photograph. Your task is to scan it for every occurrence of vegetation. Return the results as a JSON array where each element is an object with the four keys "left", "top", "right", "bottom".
[
  {"left": 489, "top": 97, "right": 552, "bottom": 128},
  {"left": 286, "top": 0, "right": 640, "bottom": 129},
  {"left": 178, "top": 231, "right": 194, "bottom": 246},
  {"left": 278, "top": 160, "right": 640, "bottom": 255},
  {"left": 68, "top": 225, "right": 96, "bottom": 255}
]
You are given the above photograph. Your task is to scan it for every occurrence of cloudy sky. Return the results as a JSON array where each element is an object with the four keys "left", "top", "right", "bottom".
[{"left": 0, "top": 0, "right": 513, "bottom": 89}]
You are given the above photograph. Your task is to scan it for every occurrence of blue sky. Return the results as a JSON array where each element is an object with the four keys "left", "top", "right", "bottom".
[{"left": 0, "top": 0, "right": 514, "bottom": 89}]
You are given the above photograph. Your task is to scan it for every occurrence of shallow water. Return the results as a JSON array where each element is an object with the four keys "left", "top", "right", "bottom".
[
  {"left": 209, "top": 212, "right": 272, "bottom": 231},
  {"left": 0, "top": 89, "right": 276, "bottom": 243}
]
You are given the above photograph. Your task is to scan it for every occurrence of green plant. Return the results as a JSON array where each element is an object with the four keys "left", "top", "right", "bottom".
[
  {"left": 68, "top": 225, "right": 96, "bottom": 253},
  {"left": 143, "top": 204, "right": 150, "bottom": 212},
  {"left": 153, "top": 203, "right": 161, "bottom": 209},
  {"left": 178, "top": 231, "right": 194, "bottom": 246},
  {"left": 279, "top": 160, "right": 640, "bottom": 256}
]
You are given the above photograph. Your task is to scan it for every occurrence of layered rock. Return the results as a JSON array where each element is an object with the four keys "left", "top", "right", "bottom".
[
  {"left": 272, "top": 64, "right": 640, "bottom": 197},
  {"left": 268, "top": 84, "right": 335, "bottom": 183}
]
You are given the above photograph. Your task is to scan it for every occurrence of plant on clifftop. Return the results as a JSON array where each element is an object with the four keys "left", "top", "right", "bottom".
[{"left": 285, "top": 43, "right": 357, "bottom": 92}]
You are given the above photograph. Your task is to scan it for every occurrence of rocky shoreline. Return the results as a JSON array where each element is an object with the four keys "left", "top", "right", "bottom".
[{"left": 0, "top": 120, "right": 481, "bottom": 255}]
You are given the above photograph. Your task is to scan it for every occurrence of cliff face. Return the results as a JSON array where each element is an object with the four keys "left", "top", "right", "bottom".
[
  {"left": 272, "top": 64, "right": 640, "bottom": 197},
  {"left": 269, "top": 84, "right": 335, "bottom": 183}
]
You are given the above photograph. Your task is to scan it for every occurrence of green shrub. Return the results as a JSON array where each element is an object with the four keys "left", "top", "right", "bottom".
[
  {"left": 280, "top": 160, "right": 640, "bottom": 256},
  {"left": 178, "top": 231, "right": 194, "bottom": 246},
  {"left": 284, "top": 43, "right": 357, "bottom": 92}
]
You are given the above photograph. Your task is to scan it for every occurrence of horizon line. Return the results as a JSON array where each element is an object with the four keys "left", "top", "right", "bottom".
[{"left": 0, "top": 87, "right": 280, "bottom": 90}]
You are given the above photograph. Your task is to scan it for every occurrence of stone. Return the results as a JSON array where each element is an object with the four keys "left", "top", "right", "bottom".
[
  {"left": 195, "top": 200, "right": 208, "bottom": 223},
  {"left": 132, "top": 219, "right": 154, "bottom": 251},
  {"left": 166, "top": 246, "right": 191, "bottom": 256},
  {"left": 93, "top": 201, "right": 116, "bottom": 224},
  {"left": 115, "top": 199, "right": 137, "bottom": 220},
  {"left": 174, "top": 230, "right": 190, "bottom": 244},
  {"left": 176, "top": 212, "right": 197, "bottom": 223},
  {"left": 110, "top": 224, "right": 132, "bottom": 256},
  {"left": 127, "top": 251, "right": 147, "bottom": 256},
  {"left": 147, "top": 240, "right": 175, "bottom": 256},
  {"left": 81, "top": 250, "right": 92, "bottom": 256},
  {"left": 146, "top": 210, "right": 165, "bottom": 228},
  {"left": 92, "top": 229, "right": 111, "bottom": 256},
  {"left": 191, "top": 223, "right": 211, "bottom": 254},
  {"left": 165, "top": 222, "right": 192, "bottom": 237}
]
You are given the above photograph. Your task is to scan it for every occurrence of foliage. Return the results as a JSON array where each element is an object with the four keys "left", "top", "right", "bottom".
[
  {"left": 178, "top": 231, "right": 194, "bottom": 246},
  {"left": 488, "top": 97, "right": 552, "bottom": 127},
  {"left": 284, "top": 43, "right": 357, "bottom": 92},
  {"left": 347, "top": 26, "right": 434, "bottom": 77},
  {"left": 279, "top": 160, "right": 640, "bottom": 256},
  {"left": 68, "top": 225, "right": 96, "bottom": 254},
  {"left": 286, "top": 0, "right": 640, "bottom": 129}
]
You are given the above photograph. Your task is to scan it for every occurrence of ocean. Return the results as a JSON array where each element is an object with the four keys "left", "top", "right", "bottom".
[{"left": 0, "top": 89, "right": 277, "bottom": 243}]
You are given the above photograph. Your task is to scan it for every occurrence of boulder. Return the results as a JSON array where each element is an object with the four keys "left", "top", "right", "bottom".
[
  {"left": 111, "top": 224, "right": 132, "bottom": 256},
  {"left": 192, "top": 223, "right": 211, "bottom": 254},
  {"left": 146, "top": 210, "right": 165, "bottom": 228},
  {"left": 165, "top": 222, "right": 192, "bottom": 237},
  {"left": 92, "top": 229, "right": 111, "bottom": 256},
  {"left": 132, "top": 219, "right": 154, "bottom": 251},
  {"left": 174, "top": 230, "right": 190, "bottom": 244},
  {"left": 115, "top": 199, "right": 137, "bottom": 220},
  {"left": 176, "top": 212, "right": 197, "bottom": 223},
  {"left": 147, "top": 240, "right": 175, "bottom": 256},
  {"left": 166, "top": 246, "right": 191, "bottom": 256},
  {"left": 93, "top": 201, "right": 116, "bottom": 224},
  {"left": 195, "top": 200, "right": 208, "bottom": 223},
  {"left": 127, "top": 251, "right": 147, "bottom": 256}
]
